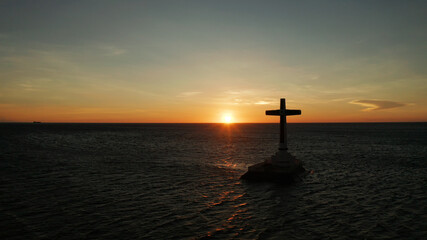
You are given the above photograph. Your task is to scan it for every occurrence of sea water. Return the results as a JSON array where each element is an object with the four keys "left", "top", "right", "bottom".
[{"left": 1, "top": 123, "right": 426, "bottom": 239}]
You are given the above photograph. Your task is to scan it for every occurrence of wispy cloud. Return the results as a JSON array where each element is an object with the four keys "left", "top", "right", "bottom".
[
  {"left": 254, "top": 101, "right": 271, "bottom": 105},
  {"left": 18, "top": 83, "right": 40, "bottom": 92},
  {"left": 224, "top": 90, "right": 254, "bottom": 95},
  {"left": 178, "top": 91, "right": 202, "bottom": 97},
  {"left": 350, "top": 99, "right": 406, "bottom": 111},
  {"left": 218, "top": 89, "right": 285, "bottom": 106},
  {"left": 98, "top": 46, "right": 127, "bottom": 56}
]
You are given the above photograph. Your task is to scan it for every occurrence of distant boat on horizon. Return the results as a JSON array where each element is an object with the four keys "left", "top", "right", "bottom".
[{"left": 33, "top": 121, "right": 41, "bottom": 124}]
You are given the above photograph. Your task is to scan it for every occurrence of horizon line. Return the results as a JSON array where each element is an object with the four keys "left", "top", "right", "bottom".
[{"left": 1, "top": 121, "right": 426, "bottom": 124}]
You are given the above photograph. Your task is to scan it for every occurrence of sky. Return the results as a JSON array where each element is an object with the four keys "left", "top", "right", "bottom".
[{"left": 0, "top": 0, "right": 426, "bottom": 123}]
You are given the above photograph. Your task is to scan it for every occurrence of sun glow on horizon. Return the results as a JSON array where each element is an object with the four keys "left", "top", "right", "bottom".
[{"left": 222, "top": 114, "right": 233, "bottom": 124}]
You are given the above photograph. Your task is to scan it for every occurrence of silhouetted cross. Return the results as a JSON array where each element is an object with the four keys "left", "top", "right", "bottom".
[{"left": 266, "top": 98, "right": 301, "bottom": 150}]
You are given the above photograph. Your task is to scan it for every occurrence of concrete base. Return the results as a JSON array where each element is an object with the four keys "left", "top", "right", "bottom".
[{"left": 241, "top": 151, "right": 305, "bottom": 183}]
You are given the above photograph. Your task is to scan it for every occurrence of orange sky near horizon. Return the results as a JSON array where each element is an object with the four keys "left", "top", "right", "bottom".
[
  {"left": 1, "top": 100, "right": 425, "bottom": 123},
  {"left": 1, "top": 1, "right": 426, "bottom": 123}
]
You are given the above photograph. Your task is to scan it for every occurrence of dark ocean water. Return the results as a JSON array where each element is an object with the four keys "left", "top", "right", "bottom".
[{"left": 1, "top": 123, "right": 426, "bottom": 239}]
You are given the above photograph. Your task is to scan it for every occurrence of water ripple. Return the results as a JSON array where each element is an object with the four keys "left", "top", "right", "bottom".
[{"left": 1, "top": 123, "right": 426, "bottom": 239}]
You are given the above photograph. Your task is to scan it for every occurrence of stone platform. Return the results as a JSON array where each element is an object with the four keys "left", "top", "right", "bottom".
[{"left": 240, "top": 151, "right": 305, "bottom": 183}]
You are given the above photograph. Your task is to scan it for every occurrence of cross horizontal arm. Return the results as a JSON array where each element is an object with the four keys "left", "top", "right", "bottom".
[
  {"left": 285, "top": 109, "right": 301, "bottom": 116},
  {"left": 265, "top": 110, "right": 281, "bottom": 115},
  {"left": 265, "top": 109, "right": 301, "bottom": 116}
]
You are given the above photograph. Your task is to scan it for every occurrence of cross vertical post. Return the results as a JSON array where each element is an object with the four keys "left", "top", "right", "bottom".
[{"left": 280, "top": 98, "right": 287, "bottom": 150}]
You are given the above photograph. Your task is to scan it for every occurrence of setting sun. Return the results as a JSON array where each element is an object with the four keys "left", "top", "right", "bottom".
[{"left": 223, "top": 114, "right": 233, "bottom": 124}]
